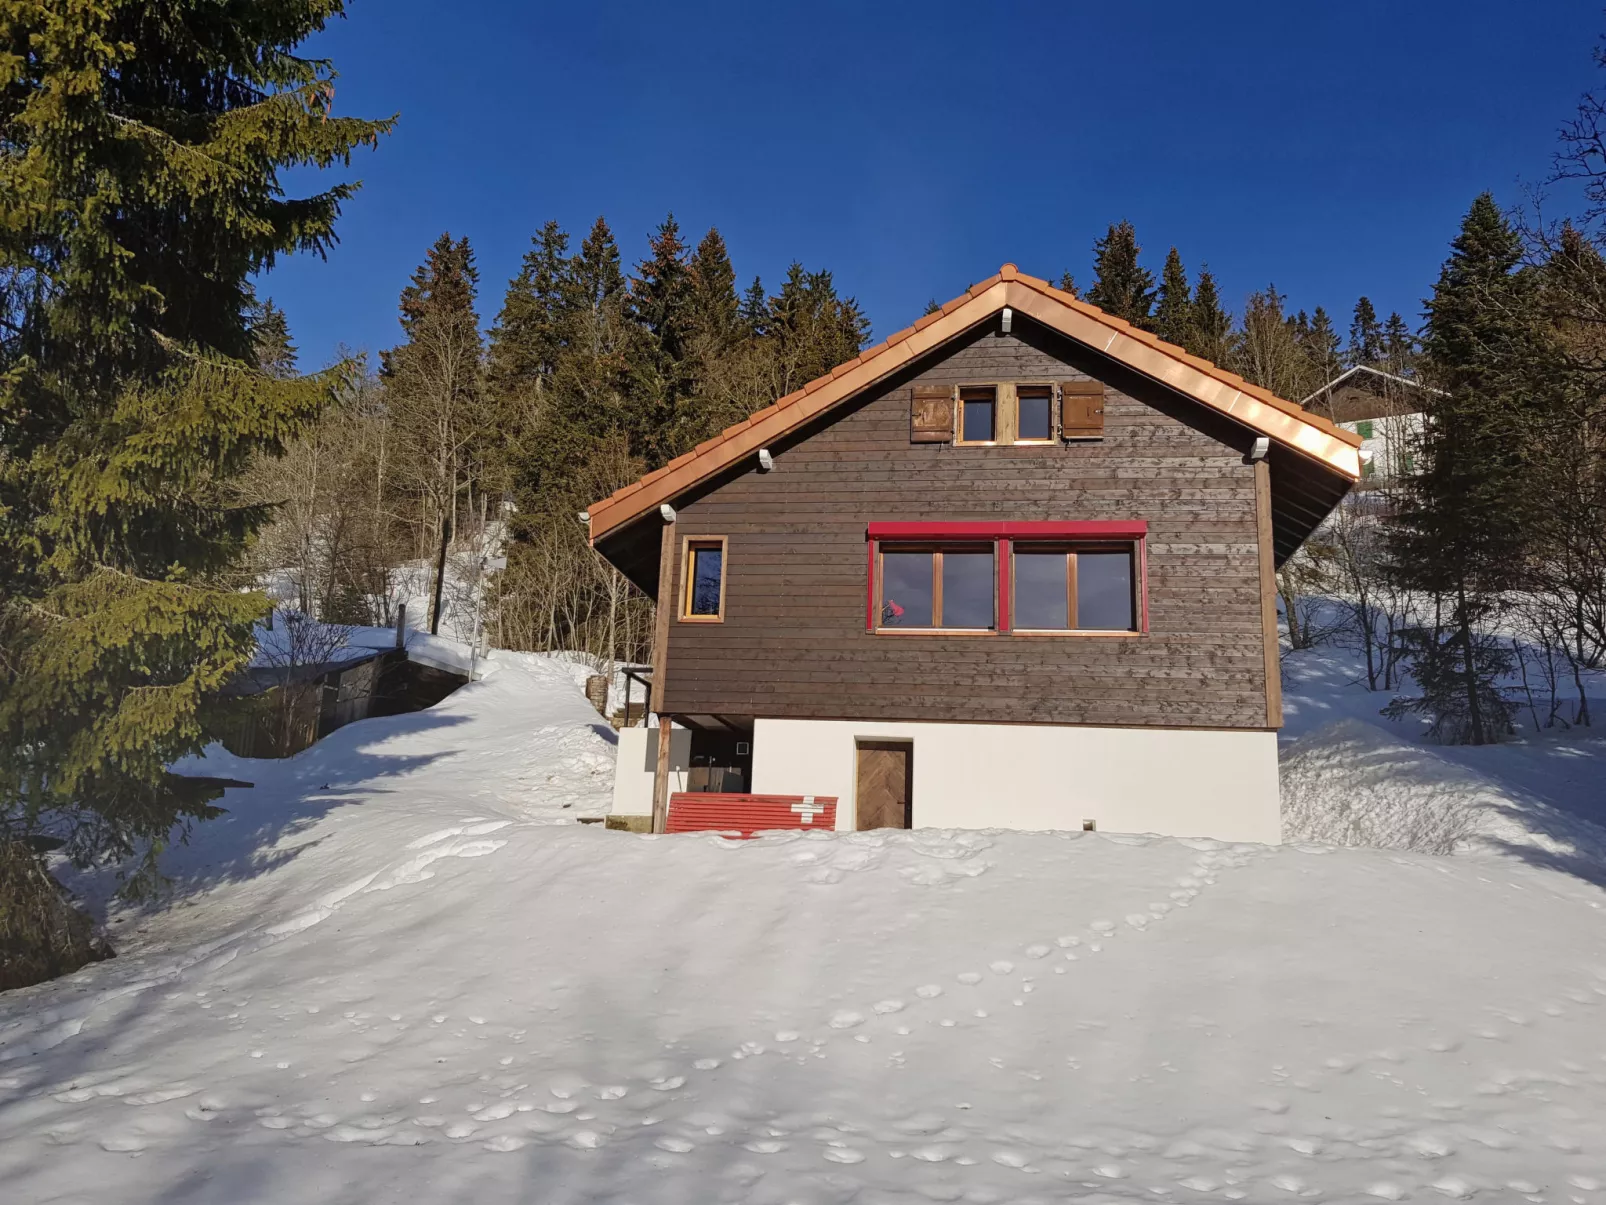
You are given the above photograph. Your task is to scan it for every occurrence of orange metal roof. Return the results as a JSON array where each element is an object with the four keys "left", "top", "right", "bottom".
[{"left": 588, "top": 265, "right": 1362, "bottom": 543}]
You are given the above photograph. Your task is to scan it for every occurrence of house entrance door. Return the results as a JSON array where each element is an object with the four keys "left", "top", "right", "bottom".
[{"left": 855, "top": 741, "right": 912, "bottom": 830}]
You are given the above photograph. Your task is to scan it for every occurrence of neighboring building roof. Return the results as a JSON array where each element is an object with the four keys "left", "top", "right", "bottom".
[
  {"left": 1299, "top": 365, "right": 1438, "bottom": 425},
  {"left": 587, "top": 265, "right": 1363, "bottom": 544}
]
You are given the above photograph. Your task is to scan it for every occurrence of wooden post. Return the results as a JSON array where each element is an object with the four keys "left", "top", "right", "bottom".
[
  {"left": 1254, "top": 459, "right": 1283, "bottom": 728},
  {"left": 650, "top": 519, "right": 676, "bottom": 834},
  {"left": 394, "top": 602, "right": 407, "bottom": 649},
  {"left": 653, "top": 714, "right": 673, "bottom": 835}
]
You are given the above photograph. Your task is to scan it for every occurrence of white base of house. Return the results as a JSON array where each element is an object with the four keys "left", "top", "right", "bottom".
[
  {"left": 751, "top": 718, "right": 1282, "bottom": 844},
  {"left": 610, "top": 724, "right": 692, "bottom": 818}
]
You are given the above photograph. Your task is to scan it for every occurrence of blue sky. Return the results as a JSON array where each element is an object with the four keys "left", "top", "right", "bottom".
[{"left": 261, "top": 1, "right": 1601, "bottom": 369}]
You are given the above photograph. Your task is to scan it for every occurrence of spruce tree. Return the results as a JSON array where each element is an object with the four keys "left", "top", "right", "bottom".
[
  {"left": 249, "top": 298, "right": 299, "bottom": 379},
  {"left": 740, "top": 276, "right": 768, "bottom": 337},
  {"left": 686, "top": 228, "right": 740, "bottom": 350},
  {"left": 1386, "top": 194, "right": 1538, "bottom": 743},
  {"left": 1348, "top": 296, "right": 1384, "bottom": 366},
  {"left": 1056, "top": 272, "right": 1080, "bottom": 299},
  {"left": 487, "top": 220, "right": 571, "bottom": 403},
  {"left": 631, "top": 214, "right": 693, "bottom": 365},
  {"left": 0, "top": 1, "right": 390, "bottom": 894},
  {"left": 1189, "top": 267, "right": 1233, "bottom": 364},
  {"left": 1152, "top": 247, "right": 1193, "bottom": 346},
  {"left": 1086, "top": 220, "right": 1155, "bottom": 327},
  {"left": 1300, "top": 305, "right": 1343, "bottom": 387},
  {"left": 1381, "top": 312, "right": 1416, "bottom": 376},
  {"left": 382, "top": 234, "right": 488, "bottom": 540}
]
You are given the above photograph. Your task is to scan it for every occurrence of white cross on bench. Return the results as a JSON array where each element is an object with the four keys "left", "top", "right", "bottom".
[{"left": 790, "top": 796, "right": 825, "bottom": 825}]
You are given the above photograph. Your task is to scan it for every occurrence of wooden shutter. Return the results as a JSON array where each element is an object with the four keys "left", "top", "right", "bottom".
[
  {"left": 910, "top": 385, "right": 955, "bottom": 443},
  {"left": 1060, "top": 379, "right": 1106, "bottom": 440}
]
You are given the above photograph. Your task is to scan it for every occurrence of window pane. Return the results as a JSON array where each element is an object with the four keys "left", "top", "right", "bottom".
[
  {"left": 962, "top": 397, "right": 994, "bottom": 442},
  {"left": 689, "top": 546, "right": 723, "bottom": 615},
  {"left": 1018, "top": 390, "right": 1052, "bottom": 441},
  {"left": 1077, "top": 550, "right": 1134, "bottom": 630},
  {"left": 1013, "top": 550, "right": 1069, "bottom": 629},
  {"left": 881, "top": 551, "right": 933, "bottom": 627},
  {"left": 941, "top": 551, "right": 995, "bottom": 629}
]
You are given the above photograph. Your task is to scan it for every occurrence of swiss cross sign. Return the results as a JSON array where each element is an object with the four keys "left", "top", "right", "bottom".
[{"left": 667, "top": 793, "right": 839, "bottom": 837}]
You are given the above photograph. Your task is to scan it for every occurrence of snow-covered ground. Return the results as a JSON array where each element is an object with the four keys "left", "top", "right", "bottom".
[{"left": 3, "top": 652, "right": 1606, "bottom": 1203}]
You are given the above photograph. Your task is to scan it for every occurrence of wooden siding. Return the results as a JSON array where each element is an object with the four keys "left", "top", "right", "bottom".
[{"left": 661, "top": 319, "right": 1275, "bottom": 730}]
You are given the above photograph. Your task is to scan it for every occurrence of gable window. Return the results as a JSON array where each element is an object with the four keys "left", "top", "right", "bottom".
[
  {"left": 958, "top": 387, "right": 996, "bottom": 444},
  {"left": 682, "top": 537, "right": 727, "bottom": 621},
  {"left": 1016, "top": 386, "right": 1054, "bottom": 442},
  {"left": 867, "top": 522, "right": 1146, "bottom": 636},
  {"left": 878, "top": 545, "right": 995, "bottom": 630}
]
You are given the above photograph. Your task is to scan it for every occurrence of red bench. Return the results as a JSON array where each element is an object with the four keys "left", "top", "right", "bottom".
[{"left": 667, "top": 793, "right": 837, "bottom": 837}]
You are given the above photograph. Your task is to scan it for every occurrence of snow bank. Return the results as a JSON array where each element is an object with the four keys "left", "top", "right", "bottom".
[{"left": 1283, "top": 718, "right": 1606, "bottom": 868}]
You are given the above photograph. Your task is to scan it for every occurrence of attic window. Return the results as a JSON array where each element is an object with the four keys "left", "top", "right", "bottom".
[
  {"left": 1017, "top": 386, "right": 1054, "bottom": 442},
  {"left": 958, "top": 387, "right": 996, "bottom": 444}
]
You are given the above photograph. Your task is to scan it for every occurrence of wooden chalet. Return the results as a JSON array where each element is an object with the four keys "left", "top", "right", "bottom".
[{"left": 592, "top": 266, "right": 1361, "bottom": 842}]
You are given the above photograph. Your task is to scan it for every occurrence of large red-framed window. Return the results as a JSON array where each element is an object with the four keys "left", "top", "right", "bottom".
[{"left": 865, "top": 521, "right": 1149, "bottom": 636}]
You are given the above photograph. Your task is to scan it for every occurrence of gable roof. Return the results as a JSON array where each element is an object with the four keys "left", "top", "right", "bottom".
[{"left": 587, "top": 264, "right": 1362, "bottom": 544}]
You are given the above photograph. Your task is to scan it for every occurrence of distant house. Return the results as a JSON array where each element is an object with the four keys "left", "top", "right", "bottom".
[
  {"left": 1299, "top": 365, "right": 1434, "bottom": 487},
  {"left": 591, "top": 266, "right": 1361, "bottom": 843}
]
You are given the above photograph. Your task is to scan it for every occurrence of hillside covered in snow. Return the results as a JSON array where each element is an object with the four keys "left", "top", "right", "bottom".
[{"left": 1, "top": 652, "right": 1605, "bottom": 1204}]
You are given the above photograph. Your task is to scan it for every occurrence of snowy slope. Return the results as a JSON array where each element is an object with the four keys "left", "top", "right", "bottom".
[
  {"left": 1280, "top": 645, "right": 1606, "bottom": 875},
  {"left": 3, "top": 656, "right": 1606, "bottom": 1203}
]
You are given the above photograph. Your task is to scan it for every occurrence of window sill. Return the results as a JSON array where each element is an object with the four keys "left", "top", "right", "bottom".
[
  {"left": 679, "top": 614, "right": 725, "bottom": 624},
  {"left": 1009, "top": 628, "right": 1142, "bottom": 638},
  {"left": 872, "top": 627, "right": 999, "bottom": 636}
]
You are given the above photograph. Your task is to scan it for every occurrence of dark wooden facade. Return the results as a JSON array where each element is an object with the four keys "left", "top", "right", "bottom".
[{"left": 643, "top": 316, "right": 1285, "bottom": 732}]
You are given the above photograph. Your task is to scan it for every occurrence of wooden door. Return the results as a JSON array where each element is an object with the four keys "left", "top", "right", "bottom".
[{"left": 855, "top": 741, "right": 912, "bottom": 830}]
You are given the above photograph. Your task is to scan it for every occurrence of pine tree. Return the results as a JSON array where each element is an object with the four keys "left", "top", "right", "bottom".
[
  {"left": 1086, "top": 220, "right": 1155, "bottom": 326},
  {"left": 1188, "top": 267, "right": 1232, "bottom": 364},
  {"left": 1348, "top": 296, "right": 1384, "bottom": 367},
  {"left": 1386, "top": 194, "right": 1539, "bottom": 744},
  {"left": 1152, "top": 247, "right": 1193, "bottom": 346},
  {"left": 0, "top": 1, "right": 390, "bottom": 897},
  {"left": 1055, "top": 273, "right": 1080, "bottom": 299}
]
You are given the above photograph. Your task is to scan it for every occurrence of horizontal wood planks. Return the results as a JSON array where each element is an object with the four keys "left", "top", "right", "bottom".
[{"left": 662, "top": 320, "right": 1275, "bottom": 730}]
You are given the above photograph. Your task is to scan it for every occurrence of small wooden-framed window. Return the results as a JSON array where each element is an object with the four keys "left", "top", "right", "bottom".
[
  {"left": 681, "top": 536, "right": 727, "bottom": 622},
  {"left": 876, "top": 544, "right": 995, "bottom": 631},
  {"left": 1015, "top": 384, "right": 1056, "bottom": 443},
  {"left": 956, "top": 387, "right": 997, "bottom": 445},
  {"left": 1011, "top": 544, "right": 1138, "bottom": 633}
]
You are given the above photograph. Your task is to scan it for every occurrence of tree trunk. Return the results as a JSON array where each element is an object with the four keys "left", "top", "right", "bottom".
[
  {"left": 1455, "top": 583, "right": 1487, "bottom": 744},
  {"left": 430, "top": 516, "right": 452, "bottom": 636}
]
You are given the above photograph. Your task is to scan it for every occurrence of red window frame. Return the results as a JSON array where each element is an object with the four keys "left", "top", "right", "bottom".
[{"left": 865, "top": 521, "right": 1149, "bottom": 635}]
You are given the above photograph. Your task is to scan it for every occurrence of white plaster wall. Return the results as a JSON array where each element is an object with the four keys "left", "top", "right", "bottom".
[
  {"left": 611, "top": 725, "right": 692, "bottom": 817},
  {"left": 751, "top": 718, "right": 1282, "bottom": 844}
]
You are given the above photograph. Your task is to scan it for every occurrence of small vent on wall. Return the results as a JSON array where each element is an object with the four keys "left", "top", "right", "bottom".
[{"left": 1082, "top": 819, "right": 1097, "bottom": 832}]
